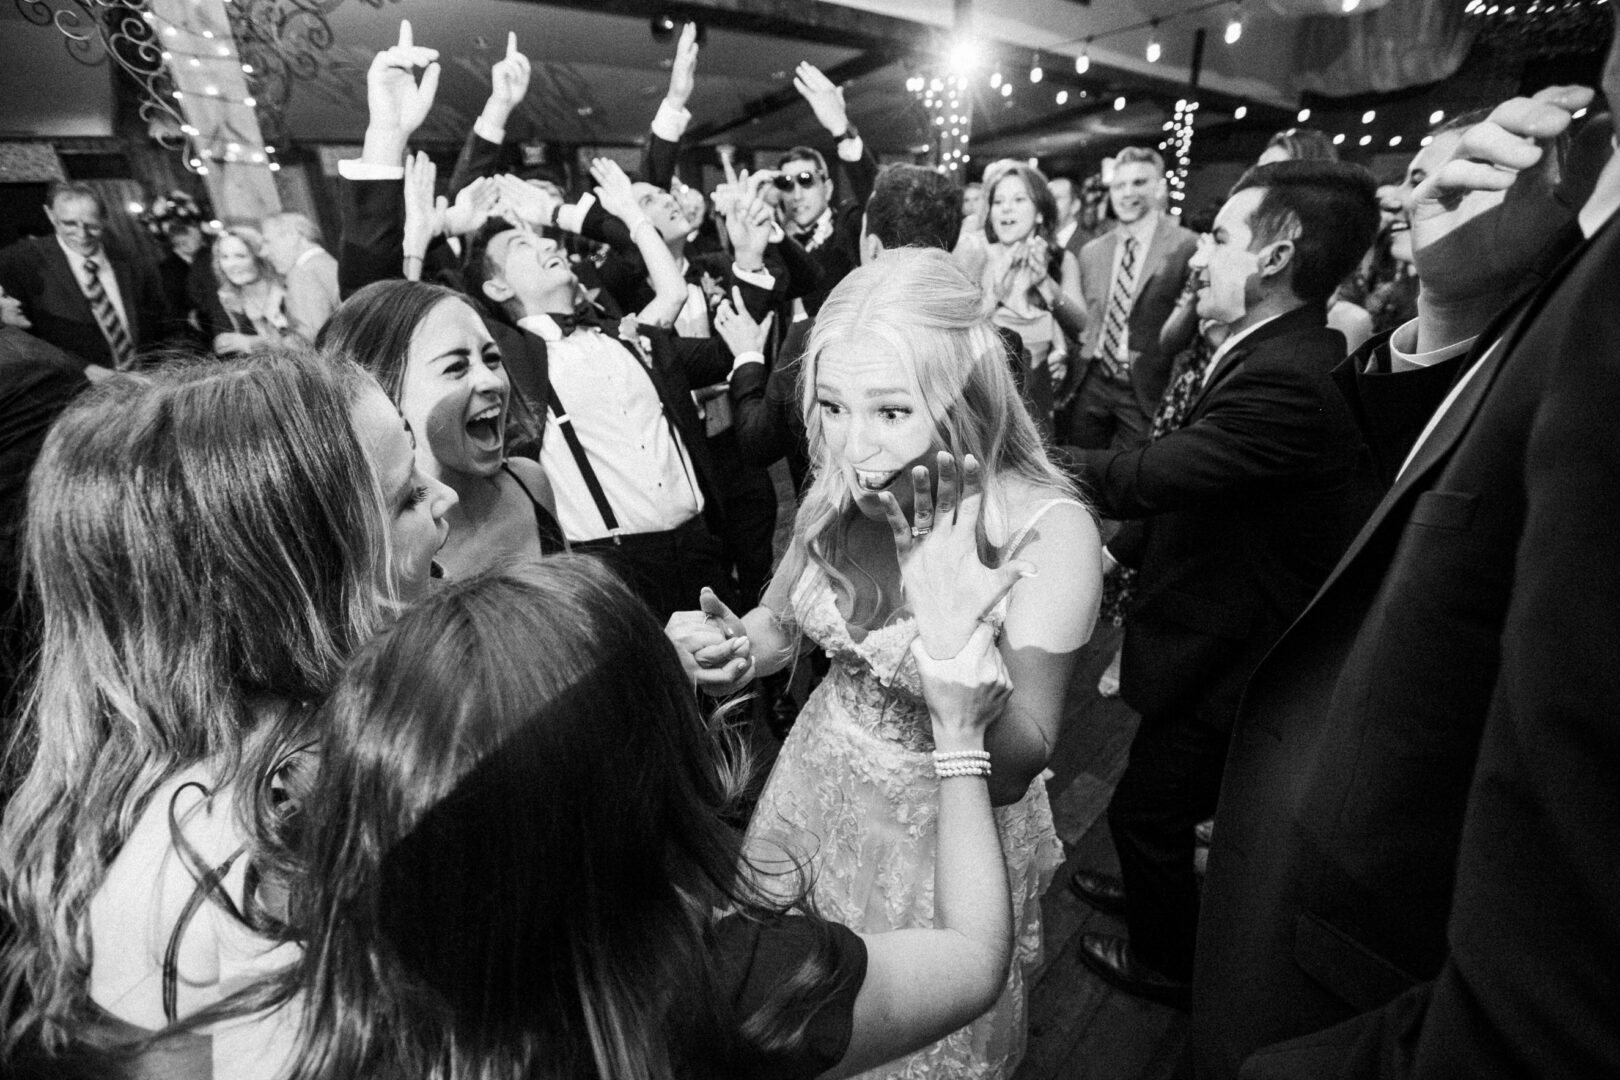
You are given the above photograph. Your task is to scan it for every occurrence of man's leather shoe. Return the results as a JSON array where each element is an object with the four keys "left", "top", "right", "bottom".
[
  {"left": 1078, "top": 932, "right": 1190, "bottom": 1009},
  {"left": 1068, "top": 869, "right": 1127, "bottom": 918}
]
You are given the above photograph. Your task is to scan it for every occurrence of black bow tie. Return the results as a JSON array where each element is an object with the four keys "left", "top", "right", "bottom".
[{"left": 550, "top": 308, "right": 602, "bottom": 337}]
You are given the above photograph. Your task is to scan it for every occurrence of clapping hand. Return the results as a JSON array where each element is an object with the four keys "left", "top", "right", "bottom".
[
  {"left": 724, "top": 190, "right": 774, "bottom": 268},
  {"left": 491, "top": 173, "right": 561, "bottom": 230},
  {"left": 589, "top": 158, "right": 644, "bottom": 227},
  {"left": 876, "top": 453, "right": 1035, "bottom": 661},
  {"left": 714, "top": 285, "right": 774, "bottom": 356},
  {"left": 402, "top": 151, "right": 438, "bottom": 275},
  {"left": 1411, "top": 85, "right": 1594, "bottom": 316},
  {"left": 666, "top": 587, "right": 756, "bottom": 695},
  {"left": 793, "top": 62, "right": 849, "bottom": 136},
  {"left": 365, "top": 20, "right": 440, "bottom": 159}
]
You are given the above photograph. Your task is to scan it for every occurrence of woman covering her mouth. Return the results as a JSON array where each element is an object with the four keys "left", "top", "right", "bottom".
[
  {"left": 319, "top": 280, "right": 568, "bottom": 578},
  {"left": 668, "top": 248, "right": 1103, "bottom": 1079}
]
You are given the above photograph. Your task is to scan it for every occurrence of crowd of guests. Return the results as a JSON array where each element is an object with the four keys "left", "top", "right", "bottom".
[{"left": 0, "top": 10, "right": 1616, "bottom": 1080}]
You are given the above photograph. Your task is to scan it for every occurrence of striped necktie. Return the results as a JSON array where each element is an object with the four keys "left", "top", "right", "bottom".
[
  {"left": 1100, "top": 234, "right": 1139, "bottom": 379},
  {"left": 81, "top": 258, "right": 135, "bottom": 369}
]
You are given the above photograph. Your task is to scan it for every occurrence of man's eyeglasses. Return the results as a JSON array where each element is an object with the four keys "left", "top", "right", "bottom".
[{"left": 772, "top": 171, "right": 825, "bottom": 192}]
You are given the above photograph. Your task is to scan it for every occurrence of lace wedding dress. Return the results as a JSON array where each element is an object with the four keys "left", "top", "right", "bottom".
[{"left": 747, "top": 546, "right": 1065, "bottom": 1079}]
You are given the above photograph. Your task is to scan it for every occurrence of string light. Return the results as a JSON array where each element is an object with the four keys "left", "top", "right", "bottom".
[
  {"left": 1298, "top": 107, "right": 1311, "bottom": 122},
  {"left": 1056, "top": 90, "right": 1069, "bottom": 105},
  {"left": 1233, "top": 105, "right": 1247, "bottom": 120},
  {"left": 1332, "top": 132, "right": 1346, "bottom": 145},
  {"left": 1362, "top": 109, "right": 1376, "bottom": 124},
  {"left": 1389, "top": 135, "right": 1402, "bottom": 146},
  {"left": 1430, "top": 109, "right": 1445, "bottom": 124},
  {"left": 1114, "top": 95, "right": 1127, "bottom": 111},
  {"left": 1358, "top": 134, "right": 1372, "bottom": 146},
  {"left": 1225, "top": 2, "right": 1244, "bottom": 44},
  {"left": 1029, "top": 53, "right": 1043, "bottom": 83},
  {"left": 1167, "top": 99, "right": 1199, "bottom": 212},
  {"left": 990, "top": 70, "right": 1002, "bottom": 89},
  {"left": 1075, "top": 40, "right": 1091, "bottom": 74},
  {"left": 1146, "top": 21, "right": 1163, "bottom": 62}
]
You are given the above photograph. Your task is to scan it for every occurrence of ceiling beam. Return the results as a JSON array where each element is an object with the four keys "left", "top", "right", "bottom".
[
  {"left": 511, "top": 0, "right": 945, "bottom": 53},
  {"left": 684, "top": 45, "right": 907, "bottom": 143}
]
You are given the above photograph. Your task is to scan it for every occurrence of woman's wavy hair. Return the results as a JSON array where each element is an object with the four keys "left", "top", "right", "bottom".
[
  {"left": 282, "top": 557, "right": 848, "bottom": 1080},
  {"left": 980, "top": 158, "right": 1059, "bottom": 246},
  {"left": 778, "top": 247, "right": 1077, "bottom": 627},
  {"left": 0, "top": 346, "right": 395, "bottom": 1055},
  {"left": 315, "top": 278, "right": 470, "bottom": 402}
]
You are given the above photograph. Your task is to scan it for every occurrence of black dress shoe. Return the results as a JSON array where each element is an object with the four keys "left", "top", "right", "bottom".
[
  {"left": 1067, "top": 868, "right": 1127, "bottom": 918},
  {"left": 1078, "top": 932, "right": 1190, "bottom": 1009}
]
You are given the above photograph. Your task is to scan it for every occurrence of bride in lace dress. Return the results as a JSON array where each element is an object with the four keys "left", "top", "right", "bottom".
[{"left": 672, "top": 249, "right": 1101, "bottom": 1078}]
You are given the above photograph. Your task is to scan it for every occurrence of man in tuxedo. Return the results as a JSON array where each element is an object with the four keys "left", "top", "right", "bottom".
[
  {"left": 1067, "top": 148, "right": 1198, "bottom": 450},
  {"left": 1051, "top": 176, "right": 1084, "bottom": 259},
  {"left": 1063, "top": 161, "right": 1381, "bottom": 1006},
  {"left": 1191, "top": 45, "right": 1620, "bottom": 1080},
  {"left": 0, "top": 182, "right": 167, "bottom": 373}
]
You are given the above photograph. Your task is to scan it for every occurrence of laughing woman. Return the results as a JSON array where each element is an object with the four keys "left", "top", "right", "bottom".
[{"left": 319, "top": 280, "right": 567, "bottom": 576}]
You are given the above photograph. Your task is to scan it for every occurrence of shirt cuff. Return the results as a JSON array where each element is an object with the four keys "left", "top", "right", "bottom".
[
  {"left": 835, "top": 137, "right": 865, "bottom": 163},
  {"left": 732, "top": 264, "right": 775, "bottom": 291},
  {"left": 472, "top": 116, "right": 505, "bottom": 146},
  {"left": 556, "top": 194, "right": 594, "bottom": 234},
  {"left": 651, "top": 101, "right": 691, "bottom": 143},
  {"left": 730, "top": 350, "right": 765, "bottom": 374},
  {"left": 1387, "top": 317, "right": 1476, "bottom": 373},
  {"left": 337, "top": 160, "right": 404, "bottom": 181}
]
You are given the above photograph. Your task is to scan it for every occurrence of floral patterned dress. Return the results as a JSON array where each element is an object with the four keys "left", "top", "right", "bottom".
[{"left": 747, "top": 504, "right": 1074, "bottom": 1079}]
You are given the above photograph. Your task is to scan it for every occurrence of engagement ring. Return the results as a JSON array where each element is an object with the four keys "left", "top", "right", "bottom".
[{"left": 911, "top": 525, "right": 932, "bottom": 538}]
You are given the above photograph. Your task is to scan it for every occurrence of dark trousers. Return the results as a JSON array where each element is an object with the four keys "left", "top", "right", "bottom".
[
  {"left": 573, "top": 514, "right": 731, "bottom": 623},
  {"left": 707, "top": 431, "right": 777, "bottom": 611},
  {"left": 1108, "top": 708, "right": 1231, "bottom": 982},
  {"left": 1066, "top": 363, "right": 1152, "bottom": 451}
]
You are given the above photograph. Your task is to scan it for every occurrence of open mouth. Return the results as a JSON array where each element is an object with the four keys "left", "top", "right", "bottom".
[
  {"left": 466, "top": 403, "right": 504, "bottom": 450},
  {"left": 541, "top": 254, "right": 567, "bottom": 272},
  {"left": 853, "top": 467, "right": 903, "bottom": 493}
]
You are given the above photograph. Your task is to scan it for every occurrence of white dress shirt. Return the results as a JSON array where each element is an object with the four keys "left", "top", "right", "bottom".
[
  {"left": 57, "top": 236, "right": 129, "bottom": 332},
  {"left": 518, "top": 314, "right": 703, "bottom": 542}
]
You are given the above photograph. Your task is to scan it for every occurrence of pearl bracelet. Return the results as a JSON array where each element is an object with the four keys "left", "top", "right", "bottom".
[{"left": 933, "top": 749, "right": 992, "bottom": 780}]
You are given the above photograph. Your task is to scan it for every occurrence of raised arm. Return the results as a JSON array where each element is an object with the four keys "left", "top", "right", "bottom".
[
  {"left": 588, "top": 158, "right": 684, "bottom": 327},
  {"left": 642, "top": 22, "right": 697, "bottom": 190},
  {"left": 794, "top": 61, "right": 876, "bottom": 206},
  {"left": 449, "top": 31, "right": 530, "bottom": 197}
]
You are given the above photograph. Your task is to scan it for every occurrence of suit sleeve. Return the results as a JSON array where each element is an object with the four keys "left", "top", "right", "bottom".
[
  {"left": 730, "top": 355, "right": 800, "bottom": 468},
  {"left": 338, "top": 177, "right": 406, "bottom": 299},
  {"left": 0, "top": 244, "right": 31, "bottom": 311},
  {"left": 1075, "top": 354, "right": 1346, "bottom": 519},
  {"left": 642, "top": 130, "right": 678, "bottom": 190},
  {"left": 448, "top": 129, "right": 504, "bottom": 200},
  {"left": 1332, "top": 335, "right": 1464, "bottom": 489}
]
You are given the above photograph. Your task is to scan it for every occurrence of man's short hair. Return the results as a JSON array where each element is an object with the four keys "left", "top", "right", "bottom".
[
  {"left": 462, "top": 217, "right": 518, "bottom": 321},
  {"left": 864, "top": 165, "right": 961, "bottom": 251},
  {"left": 1230, "top": 159, "right": 1379, "bottom": 305},
  {"left": 262, "top": 211, "right": 322, "bottom": 244},
  {"left": 1113, "top": 147, "right": 1166, "bottom": 175},
  {"left": 777, "top": 145, "right": 830, "bottom": 178},
  {"left": 45, "top": 180, "right": 104, "bottom": 215},
  {"left": 1263, "top": 128, "right": 1339, "bottom": 163}
]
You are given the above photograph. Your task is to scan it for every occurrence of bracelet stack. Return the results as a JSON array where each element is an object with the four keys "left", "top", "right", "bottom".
[{"left": 933, "top": 749, "right": 992, "bottom": 780}]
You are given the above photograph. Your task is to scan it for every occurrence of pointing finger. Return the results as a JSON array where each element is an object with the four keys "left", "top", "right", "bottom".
[
  {"left": 398, "top": 19, "right": 412, "bottom": 49},
  {"left": 507, "top": 30, "right": 517, "bottom": 58}
]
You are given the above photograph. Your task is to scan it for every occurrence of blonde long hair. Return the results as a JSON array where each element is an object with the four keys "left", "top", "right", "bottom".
[
  {"left": 0, "top": 349, "right": 394, "bottom": 1055},
  {"left": 777, "top": 247, "right": 1078, "bottom": 624}
]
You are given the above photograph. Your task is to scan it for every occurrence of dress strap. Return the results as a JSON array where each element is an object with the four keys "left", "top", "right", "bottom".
[
  {"left": 1004, "top": 498, "right": 1085, "bottom": 557},
  {"left": 500, "top": 461, "right": 568, "bottom": 554}
]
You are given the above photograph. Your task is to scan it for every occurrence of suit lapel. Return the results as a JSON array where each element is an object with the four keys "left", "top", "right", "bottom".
[
  {"left": 1294, "top": 227, "right": 1594, "bottom": 615},
  {"left": 40, "top": 239, "right": 93, "bottom": 323},
  {"left": 110, "top": 256, "right": 140, "bottom": 343},
  {"left": 1129, "top": 217, "right": 1173, "bottom": 305},
  {"left": 1185, "top": 306, "right": 1318, "bottom": 417}
]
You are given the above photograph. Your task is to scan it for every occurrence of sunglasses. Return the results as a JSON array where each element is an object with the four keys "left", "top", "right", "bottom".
[{"left": 772, "top": 170, "right": 825, "bottom": 192}]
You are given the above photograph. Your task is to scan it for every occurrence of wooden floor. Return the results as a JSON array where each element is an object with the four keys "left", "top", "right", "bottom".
[{"left": 1012, "top": 620, "right": 1189, "bottom": 1080}]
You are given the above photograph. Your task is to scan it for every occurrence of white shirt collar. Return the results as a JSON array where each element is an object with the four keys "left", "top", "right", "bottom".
[
  {"left": 1122, "top": 211, "right": 1160, "bottom": 244},
  {"left": 55, "top": 235, "right": 104, "bottom": 274},
  {"left": 518, "top": 312, "right": 566, "bottom": 342},
  {"left": 1203, "top": 310, "right": 1288, "bottom": 382}
]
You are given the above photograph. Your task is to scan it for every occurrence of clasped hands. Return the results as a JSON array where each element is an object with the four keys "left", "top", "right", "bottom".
[{"left": 666, "top": 454, "right": 1034, "bottom": 706}]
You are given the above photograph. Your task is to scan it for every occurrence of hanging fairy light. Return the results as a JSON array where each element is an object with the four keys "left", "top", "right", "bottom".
[
  {"left": 1029, "top": 53, "right": 1043, "bottom": 82},
  {"left": 1225, "top": 2, "right": 1244, "bottom": 44},
  {"left": 1167, "top": 98, "right": 1198, "bottom": 212},
  {"left": 1075, "top": 40, "right": 1091, "bottom": 74},
  {"left": 1146, "top": 21, "right": 1163, "bottom": 62}
]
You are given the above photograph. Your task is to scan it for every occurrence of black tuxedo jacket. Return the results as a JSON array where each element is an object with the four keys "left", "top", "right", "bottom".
[
  {"left": 1193, "top": 219, "right": 1619, "bottom": 1080},
  {"left": 1071, "top": 305, "right": 1369, "bottom": 729},
  {"left": 0, "top": 236, "right": 168, "bottom": 368}
]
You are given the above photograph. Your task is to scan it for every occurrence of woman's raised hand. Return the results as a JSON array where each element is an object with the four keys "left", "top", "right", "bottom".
[
  {"left": 665, "top": 587, "right": 756, "bottom": 696},
  {"left": 877, "top": 453, "right": 1035, "bottom": 661}
]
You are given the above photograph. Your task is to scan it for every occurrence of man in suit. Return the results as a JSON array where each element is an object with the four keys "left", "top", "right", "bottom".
[
  {"left": 1191, "top": 54, "right": 1620, "bottom": 1080},
  {"left": 1068, "top": 148, "right": 1198, "bottom": 450},
  {"left": 0, "top": 181, "right": 167, "bottom": 373},
  {"left": 1063, "top": 161, "right": 1381, "bottom": 1006},
  {"left": 260, "top": 212, "right": 340, "bottom": 344}
]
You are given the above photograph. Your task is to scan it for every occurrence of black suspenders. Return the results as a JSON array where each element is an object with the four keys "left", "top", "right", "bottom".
[{"left": 543, "top": 334, "right": 703, "bottom": 545}]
